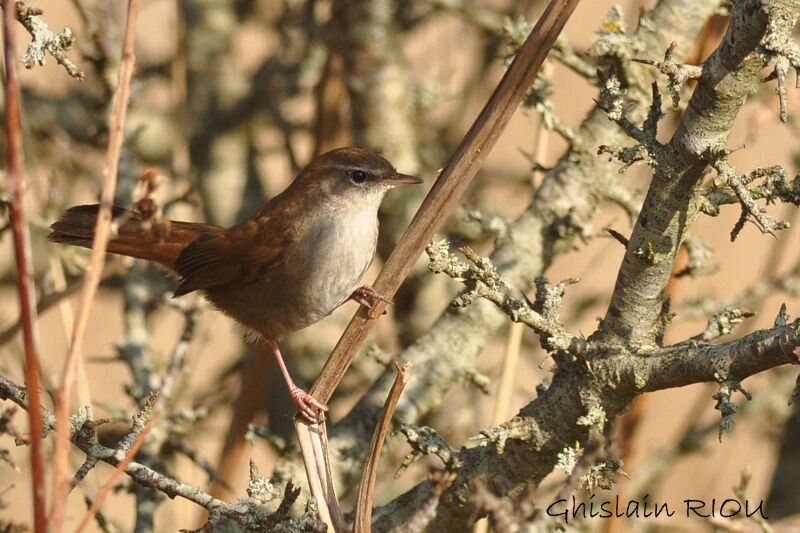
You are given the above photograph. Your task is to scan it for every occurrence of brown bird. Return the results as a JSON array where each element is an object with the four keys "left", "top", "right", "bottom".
[{"left": 49, "top": 147, "right": 422, "bottom": 422}]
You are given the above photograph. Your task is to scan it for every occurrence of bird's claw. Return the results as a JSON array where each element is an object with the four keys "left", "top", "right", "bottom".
[
  {"left": 350, "top": 285, "right": 392, "bottom": 318},
  {"left": 289, "top": 385, "right": 328, "bottom": 424}
]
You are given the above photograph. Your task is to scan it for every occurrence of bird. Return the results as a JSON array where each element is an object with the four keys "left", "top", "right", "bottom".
[{"left": 48, "top": 147, "right": 422, "bottom": 423}]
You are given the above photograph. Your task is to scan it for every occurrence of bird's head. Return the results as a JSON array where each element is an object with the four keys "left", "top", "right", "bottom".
[{"left": 294, "top": 147, "right": 422, "bottom": 207}]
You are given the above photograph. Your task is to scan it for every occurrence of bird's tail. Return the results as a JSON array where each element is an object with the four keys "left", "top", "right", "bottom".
[{"left": 48, "top": 204, "right": 222, "bottom": 272}]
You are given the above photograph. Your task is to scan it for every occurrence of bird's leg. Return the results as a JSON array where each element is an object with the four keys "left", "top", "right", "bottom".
[
  {"left": 268, "top": 340, "right": 328, "bottom": 424},
  {"left": 349, "top": 285, "right": 392, "bottom": 318}
]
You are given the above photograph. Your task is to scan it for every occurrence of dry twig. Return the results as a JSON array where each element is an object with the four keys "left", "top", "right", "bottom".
[
  {"left": 2, "top": 1, "right": 47, "bottom": 530},
  {"left": 50, "top": 1, "right": 140, "bottom": 531},
  {"left": 353, "top": 362, "right": 412, "bottom": 533},
  {"left": 74, "top": 413, "right": 160, "bottom": 533}
]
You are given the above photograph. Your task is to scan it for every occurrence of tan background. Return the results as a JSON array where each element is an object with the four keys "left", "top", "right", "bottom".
[{"left": 1, "top": 0, "right": 798, "bottom": 530}]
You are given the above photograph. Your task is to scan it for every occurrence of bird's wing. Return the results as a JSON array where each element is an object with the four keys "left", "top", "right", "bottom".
[{"left": 173, "top": 214, "right": 292, "bottom": 296}]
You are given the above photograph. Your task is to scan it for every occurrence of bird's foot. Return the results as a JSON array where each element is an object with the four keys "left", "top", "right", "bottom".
[
  {"left": 349, "top": 285, "right": 392, "bottom": 318},
  {"left": 289, "top": 384, "right": 328, "bottom": 424}
]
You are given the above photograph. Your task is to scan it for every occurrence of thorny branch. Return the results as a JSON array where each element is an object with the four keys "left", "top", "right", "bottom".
[
  {"left": 633, "top": 41, "right": 703, "bottom": 108},
  {"left": 709, "top": 156, "right": 791, "bottom": 240},
  {"left": 596, "top": 76, "right": 666, "bottom": 173}
]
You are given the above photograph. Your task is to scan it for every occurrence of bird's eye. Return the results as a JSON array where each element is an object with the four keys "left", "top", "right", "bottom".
[{"left": 349, "top": 169, "right": 368, "bottom": 184}]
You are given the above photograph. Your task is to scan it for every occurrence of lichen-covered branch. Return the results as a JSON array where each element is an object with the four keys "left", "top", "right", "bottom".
[
  {"left": 13, "top": 0, "right": 84, "bottom": 80},
  {"left": 0, "top": 374, "right": 324, "bottom": 532},
  {"left": 425, "top": 240, "right": 584, "bottom": 354},
  {"left": 372, "top": 316, "right": 800, "bottom": 532},
  {"left": 597, "top": 0, "right": 800, "bottom": 349}
]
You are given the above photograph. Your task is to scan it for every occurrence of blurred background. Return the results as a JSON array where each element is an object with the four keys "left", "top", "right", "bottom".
[{"left": 1, "top": 0, "right": 799, "bottom": 531}]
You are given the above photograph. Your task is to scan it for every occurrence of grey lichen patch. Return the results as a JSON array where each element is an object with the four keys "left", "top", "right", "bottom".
[
  {"left": 241, "top": 475, "right": 280, "bottom": 508},
  {"left": 426, "top": 239, "right": 470, "bottom": 281},
  {"left": 69, "top": 406, "right": 91, "bottom": 432},
  {"left": 597, "top": 72, "right": 626, "bottom": 122},
  {"left": 477, "top": 417, "right": 542, "bottom": 455},
  {"left": 581, "top": 459, "right": 625, "bottom": 491},
  {"left": 555, "top": 445, "right": 579, "bottom": 474},
  {"left": 589, "top": 5, "right": 635, "bottom": 64},
  {"left": 712, "top": 380, "right": 752, "bottom": 442},
  {"left": 15, "top": 2, "right": 84, "bottom": 80},
  {"left": 396, "top": 424, "right": 460, "bottom": 477},
  {"left": 632, "top": 368, "right": 647, "bottom": 391},
  {"left": 692, "top": 305, "right": 755, "bottom": 342}
]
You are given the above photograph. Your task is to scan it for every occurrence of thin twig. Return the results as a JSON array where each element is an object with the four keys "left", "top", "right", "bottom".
[
  {"left": 13, "top": 0, "right": 84, "bottom": 80},
  {"left": 74, "top": 413, "right": 160, "bottom": 533},
  {"left": 492, "top": 323, "right": 523, "bottom": 424},
  {"left": 0, "top": 373, "right": 266, "bottom": 526},
  {"left": 2, "top": 1, "right": 47, "bottom": 531},
  {"left": 353, "top": 362, "right": 412, "bottom": 533},
  {"left": 293, "top": 420, "right": 347, "bottom": 532},
  {"left": 50, "top": 1, "right": 139, "bottom": 531}
]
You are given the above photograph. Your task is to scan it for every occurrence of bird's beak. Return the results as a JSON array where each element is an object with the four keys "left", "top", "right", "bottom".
[{"left": 387, "top": 172, "right": 423, "bottom": 185}]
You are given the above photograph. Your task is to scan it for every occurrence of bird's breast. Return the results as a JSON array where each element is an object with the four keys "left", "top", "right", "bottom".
[
  {"left": 204, "top": 205, "right": 379, "bottom": 340},
  {"left": 296, "top": 207, "right": 378, "bottom": 318}
]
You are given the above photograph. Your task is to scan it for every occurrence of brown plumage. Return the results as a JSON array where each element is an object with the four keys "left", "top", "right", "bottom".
[
  {"left": 49, "top": 204, "right": 223, "bottom": 272},
  {"left": 48, "top": 147, "right": 422, "bottom": 422}
]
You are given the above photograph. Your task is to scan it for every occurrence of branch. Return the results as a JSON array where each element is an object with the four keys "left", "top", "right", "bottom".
[
  {"left": 353, "top": 362, "right": 412, "bottom": 533},
  {"left": 761, "top": 3, "right": 800, "bottom": 122},
  {"left": 0, "top": 374, "right": 324, "bottom": 531},
  {"left": 13, "top": 0, "right": 84, "bottom": 80},
  {"left": 372, "top": 317, "right": 800, "bottom": 532},
  {"left": 710, "top": 157, "right": 790, "bottom": 240},
  {"left": 75, "top": 410, "right": 159, "bottom": 533},
  {"left": 699, "top": 165, "right": 800, "bottom": 237},
  {"left": 2, "top": 2, "right": 47, "bottom": 530},
  {"left": 598, "top": 0, "right": 798, "bottom": 347},
  {"left": 425, "top": 240, "right": 583, "bottom": 354},
  {"left": 633, "top": 41, "right": 703, "bottom": 108}
]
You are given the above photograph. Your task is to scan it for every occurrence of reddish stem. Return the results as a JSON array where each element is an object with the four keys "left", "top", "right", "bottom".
[{"left": 2, "top": 1, "right": 48, "bottom": 531}]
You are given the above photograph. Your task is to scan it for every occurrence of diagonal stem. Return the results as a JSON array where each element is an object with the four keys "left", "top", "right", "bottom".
[
  {"left": 310, "top": 0, "right": 582, "bottom": 405},
  {"left": 353, "top": 362, "right": 412, "bottom": 533}
]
